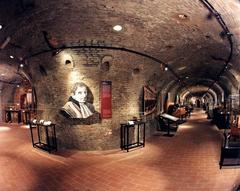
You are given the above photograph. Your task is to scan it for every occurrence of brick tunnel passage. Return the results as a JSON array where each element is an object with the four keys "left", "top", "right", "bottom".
[
  {"left": 1, "top": 109, "right": 240, "bottom": 191},
  {"left": 1, "top": 0, "right": 240, "bottom": 190}
]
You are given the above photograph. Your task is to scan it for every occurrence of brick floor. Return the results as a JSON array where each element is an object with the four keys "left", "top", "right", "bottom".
[{"left": 0, "top": 109, "right": 240, "bottom": 191}]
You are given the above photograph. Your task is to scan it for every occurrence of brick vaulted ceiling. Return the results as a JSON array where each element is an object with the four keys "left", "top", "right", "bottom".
[{"left": 0, "top": 0, "right": 240, "bottom": 95}]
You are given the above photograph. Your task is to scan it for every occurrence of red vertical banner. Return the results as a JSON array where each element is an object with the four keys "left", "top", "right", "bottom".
[{"left": 101, "top": 81, "right": 112, "bottom": 119}]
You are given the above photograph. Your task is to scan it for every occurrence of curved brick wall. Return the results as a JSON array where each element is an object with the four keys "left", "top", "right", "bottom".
[{"left": 28, "top": 49, "right": 174, "bottom": 150}]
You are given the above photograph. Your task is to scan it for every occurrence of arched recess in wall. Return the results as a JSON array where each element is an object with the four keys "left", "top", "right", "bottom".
[
  {"left": 203, "top": 92, "right": 214, "bottom": 104},
  {"left": 221, "top": 70, "right": 239, "bottom": 94},
  {"left": 228, "top": 68, "right": 240, "bottom": 85},
  {"left": 178, "top": 83, "right": 223, "bottom": 105},
  {"left": 218, "top": 76, "right": 234, "bottom": 97},
  {"left": 171, "top": 78, "right": 225, "bottom": 104},
  {"left": 158, "top": 80, "right": 179, "bottom": 111},
  {"left": 0, "top": 69, "right": 37, "bottom": 123},
  {"left": 18, "top": 70, "right": 38, "bottom": 113},
  {"left": 160, "top": 80, "right": 178, "bottom": 112},
  {"left": 212, "top": 83, "right": 225, "bottom": 103},
  {"left": 185, "top": 92, "right": 215, "bottom": 106},
  {"left": 180, "top": 87, "right": 217, "bottom": 106}
]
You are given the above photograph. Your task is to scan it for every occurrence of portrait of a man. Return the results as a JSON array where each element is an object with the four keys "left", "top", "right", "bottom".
[{"left": 60, "top": 82, "right": 98, "bottom": 119}]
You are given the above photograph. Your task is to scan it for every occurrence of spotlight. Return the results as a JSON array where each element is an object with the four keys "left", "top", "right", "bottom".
[
  {"left": 0, "top": 24, "right": 2, "bottom": 30},
  {"left": 219, "top": 31, "right": 226, "bottom": 38},
  {"left": 164, "top": 67, "right": 168, "bottom": 71},
  {"left": 65, "top": 60, "right": 71, "bottom": 65},
  {"left": 113, "top": 25, "right": 123, "bottom": 31},
  {"left": 20, "top": 64, "right": 24, "bottom": 68},
  {"left": 206, "top": 13, "right": 213, "bottom": 20},
  {"left": 0, "top": 36, "right": 10, "bottom": 49},
  {"left": 9, "top": 55, "right": 14, "bottom": 59},
  {"left": 52, "top": 49, "right": 62, "bottom": 56}
]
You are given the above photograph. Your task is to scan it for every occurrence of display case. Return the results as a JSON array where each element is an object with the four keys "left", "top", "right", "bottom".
[
  {"left": 160, "top": 113, "right": 179, "bottom": 137},
  {"left": 219, "top": 132, "right": 240, "bottom": 169},
  {"left": 29, "top": 122, "right": 57, "bottom": 153},
  {"left": 120, "top": 121, "right": 145, "bottom": 152}
]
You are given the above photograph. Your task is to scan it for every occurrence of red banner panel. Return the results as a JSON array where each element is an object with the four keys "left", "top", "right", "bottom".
[{"left": 101, "top": 81, "right": 112, "bottom": 119}]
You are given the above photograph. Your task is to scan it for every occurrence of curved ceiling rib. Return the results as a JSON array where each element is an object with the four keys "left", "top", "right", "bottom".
[
  {"left": 0, "top": 0, "right": 238, "bottom": 100},
  {"left": 182, "top": 87, "right": 217, "bottom": 104},
  {"left": 200, "top": 0, "right": 233, "bottom": 97}
]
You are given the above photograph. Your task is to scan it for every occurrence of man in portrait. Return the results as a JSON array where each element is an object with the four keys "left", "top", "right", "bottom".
[{"left": 60, "top": 82, "right": 97, "bottom": 119}]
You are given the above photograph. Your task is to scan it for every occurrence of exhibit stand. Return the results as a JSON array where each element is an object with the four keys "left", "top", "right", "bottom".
[
  {"left": 160, "top": 113, "right": 179, "bottom": 137},
  {"left": 29, "top": 121, "right": 57, "bottom": 153},
  {"left": 120, "top": 121, "right": 145, "bottom": 152}
]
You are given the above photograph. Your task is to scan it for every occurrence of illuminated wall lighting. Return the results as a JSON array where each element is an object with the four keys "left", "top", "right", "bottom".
[
  {"left": 178, "top": 14, "right": 188, "bottom": 20},
  {"left": 113, "top": 25, "right": 123, "bottom": 31},
  {"left": 0, "top": 126, "right": 11, "bottom": 132}
]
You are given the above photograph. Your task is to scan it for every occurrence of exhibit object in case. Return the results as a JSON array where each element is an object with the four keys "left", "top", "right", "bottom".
[
  {"left": 161, "top": 113, "right": 179, "bottom": 122},
  {"left": 160, "top": 113, "right": 179, "bottom": 137},
  {"left": 219, "top": 132, "right": 240, "bottom": 169}
]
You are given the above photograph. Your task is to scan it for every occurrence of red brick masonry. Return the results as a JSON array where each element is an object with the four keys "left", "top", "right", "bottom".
[{"left": 0, "top": 109, "right": 239, "bottom": 191}]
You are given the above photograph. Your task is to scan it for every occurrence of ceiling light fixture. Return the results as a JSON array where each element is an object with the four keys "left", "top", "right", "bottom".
[
  {"left": 9, "top": 55, "right": 14, "bottom": 59},
  {"left": 113, "top": 25, "right": 122, "bottom": 31},
  {"left": 0, "top": 36, "right": 11, "bottom": 49},
  {"left": 178, "top": 14, "right": 188, "bottom": 20},
  {"left": 164, "top": 67, "right": 168, "bottom": 71},
  {"left": 178, "top": 66, "right": 187, "bottom": 71},
  {"left": 0, "top": 24, "right": 2, "bottom": 30},
  {"left": 20, "top": 64, "right": 24, "bottom": 68}
]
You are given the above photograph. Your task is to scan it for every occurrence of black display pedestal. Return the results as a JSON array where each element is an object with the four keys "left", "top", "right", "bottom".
[
  {"left": 120, "top": 121, "right": 145, "bottom": 152},
  {"left": 219, "top": 133, "right": 240, "bottom": 169},
  {"left": 29, "top": 122, "right": 57, "bottom": 153},
  {"left": 163, "top": 119, "right": 175, "bottom": 137}
]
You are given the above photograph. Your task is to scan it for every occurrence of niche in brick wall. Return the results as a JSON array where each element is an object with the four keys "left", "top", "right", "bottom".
[
  {"left": 100, "top": 55, "right": 113, "bottom": 72},
  {"left": 133, "top": 68, "right": 140, "bottom": 75}
]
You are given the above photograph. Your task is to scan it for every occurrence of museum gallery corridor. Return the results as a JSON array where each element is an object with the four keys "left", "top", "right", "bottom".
[{"left": 0, "top": 109, "right": 240, "bottom": 191}]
